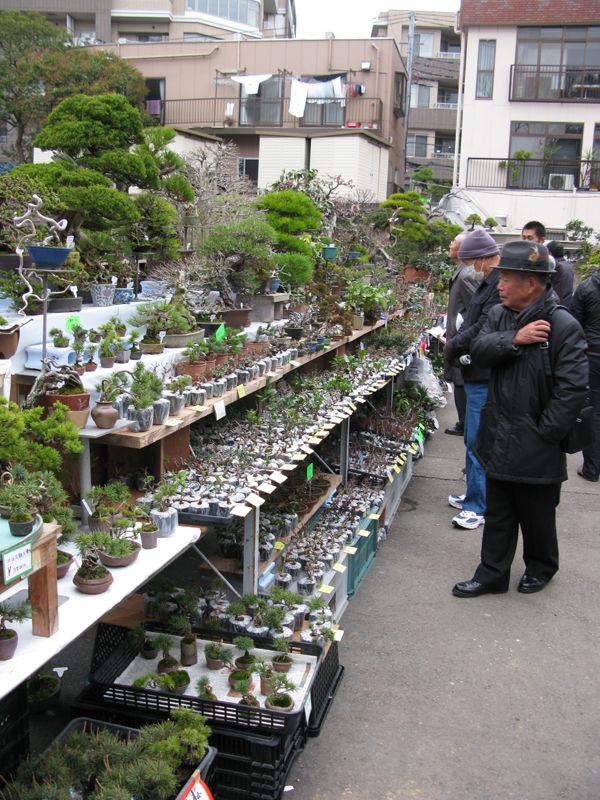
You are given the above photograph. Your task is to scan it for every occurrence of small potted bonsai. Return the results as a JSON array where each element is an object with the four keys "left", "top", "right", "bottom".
[
  {"left": 150, "top": 470, "right": 187, "bottom": 537},
  {"left": 196, "top": 675, "right": 217, "bottom": 700},
  {"left": 91, "top": 373, "right": 129, "bottom": 429},
  {"left": 98, "top": 334, "right": 117, "bottom": 369},
  {"left": 128, "top": 361, "right": 164, "bottom": 430},
  {"left": 255, "top": 657, "right": 276, "bottom": 696},
  {"left": 8, "top": 497, "right": 36, "bottom": 537},
  {"left": 0, "top": 599, "right": 32, "bottom": 660},
  {"left": 85, "top": 481, "right": 130, "bottom": 532},
  {"left": 204, "top": 640, "right": 234, "bottom": 670},
  {"left": 49, "top": 327, "right": 70, "bottom": 348},
  {"left": 233, "top": 635, "right": 256, "bottom": 670},
  {"left": 72, "top": 544, "right": 113, "bottom": 595},
  {"left": 27, "top": 668, "right": 62, "bottom": 713},
  {"left": 271, "top": 637, "right": 293, "bottom": 673},
  {"left": 170, "top": 615, "right": 198, "bottom": 666},
  {"left": 235, "top": 677, "right": 260, "bottom": 707},
  {"left": 165, "top": 375, "right": 192, "bottom": 417},
  {"left": 264, "top": 672, "right": 296, "bottom": 712},
  {"left": 154, "top": 632, "right": 179, "bottom": 673}
]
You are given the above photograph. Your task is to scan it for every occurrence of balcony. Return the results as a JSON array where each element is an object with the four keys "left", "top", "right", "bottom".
[
  {"left": 466, "top": 158, "right": 600, "bottom": 190},
  {"left": 435, "top": 51, "right": 461, "bottom": 59},
  {"left": 510, "top": 65, "right": 600, "bottom": 102},
  {"left": 148, "top": 96, "right": 383, "bottom": 130},
  {"left": 409, "top": 105, "right": 457, "bottom": 130}
]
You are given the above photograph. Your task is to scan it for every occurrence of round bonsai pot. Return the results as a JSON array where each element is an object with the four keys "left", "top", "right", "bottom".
[
  {"left": 265, "top": 694, "right": 294, "bottom": 712},
  {"left": 140, "top": 341, "right": 164, "bottom": 354},
  {"left": 272, "top": 657, "right": 293, "bottom": 674},
  {"left": 218, "top": 308, "right": 252, "bottom": 328},
  {"left": 163, "top": 329, "right": 205, "bottom": 348},
  {"left": 205, "top": 656, "right": 225, "bottom": 670},
  {"left": 9, "top": 517, "right": 35, "bottom": 537},
  {"left": 44, "top": 391, "right": 90, "bottom": 413},
  {"left": 56, "top": 550, "right": 75, "bottom": 579},
  {"left": 27, "top": 673, "right": 62, "bottom": 712},
  {"left": 47, "top": 296, "right": 83, "bottom": 313},
  {"left": 175, "top": 361, "right": 206, "bottom": 380},
  {"left": 98, "top": 541, "right": 141, "bottom": 568},
  {"left": 0, "top": 324, "right": 21, "bottom": 359},
  {"left": 0, "top": 630, "right": 19, "bottom": 661},
  {"left": 100, "top": 356, "right": 116, "bottom": 369},
  {"left": 73, "top": 570, "right": 114, "bottom": 595},
  {"left": 90, "top": 284, "right": 116, "bottom": 307}
]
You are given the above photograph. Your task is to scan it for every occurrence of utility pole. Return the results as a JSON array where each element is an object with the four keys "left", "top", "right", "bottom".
[{"left": 403, "top": 11, "right": 416, "bottom": 184}]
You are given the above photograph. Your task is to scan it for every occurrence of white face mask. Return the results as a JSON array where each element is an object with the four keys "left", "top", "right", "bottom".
[{"left": 466, "top": 265, "right": 485, "bottom": 283}]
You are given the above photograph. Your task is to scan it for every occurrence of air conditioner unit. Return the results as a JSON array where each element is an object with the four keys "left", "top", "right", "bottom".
[{"left": 548, "top": 173, "right": 574, "bottom": 190}]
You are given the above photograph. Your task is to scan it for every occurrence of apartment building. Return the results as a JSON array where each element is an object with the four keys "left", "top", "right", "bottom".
[
  {"left": 372, "top": 10, "right": 460, "bottom": 182},
  {"left": 92, "top": 36, "right": 406, "bottom": 199},
  {"left": 0, "top": 0, "right": 296, "bottom": 43},
  {"left": 453, "top": 0, "right": 600, "bottom": 233}
]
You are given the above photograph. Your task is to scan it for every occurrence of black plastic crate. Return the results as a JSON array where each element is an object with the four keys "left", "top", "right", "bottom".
[
  {"left": 87, "top": 625, "right": 321, "bottom": 738},
  {"left": 0, "top": 684, "right": 30, "bottom": 778},
  {"left": 307, "top": 640, "right": 343, "bottom": 736}
]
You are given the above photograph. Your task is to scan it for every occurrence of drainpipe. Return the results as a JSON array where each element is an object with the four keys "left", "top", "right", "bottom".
[
  {"left": 371, "top": 43, "right": 380, "bottom": 102},
  {"left": 453, "top": 28, "right": 466, "bottom": 188},
  {"left": 403, "top": 11, "right": 416, "bottom": 182}
]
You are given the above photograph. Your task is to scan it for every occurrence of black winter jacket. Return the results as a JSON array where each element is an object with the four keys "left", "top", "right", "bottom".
[
  {"left": 570, "top": 269, "right": 600, "bottom": 355},
  {"left": 444, "top": 269, "right": 500, "bottom": 383},
  {"left": 471, "top": 289, "right": 588, "bottom": 484}
]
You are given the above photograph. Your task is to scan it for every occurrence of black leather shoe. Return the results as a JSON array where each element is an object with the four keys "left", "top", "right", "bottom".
[
  {"left": 577, "top": 467, "right": 599, "bottom": 482},
  {"left": 445, "top": 424, "right": 464, "bottom": 436},
  {"left": 517, "top": 574, "right": 551, "bottom": 594},
  {"left": 452, "top": 579, "right": 508, "bottom": 598}
]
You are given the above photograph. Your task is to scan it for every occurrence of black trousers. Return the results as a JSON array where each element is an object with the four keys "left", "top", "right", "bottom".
[
  {"left": 454, "top": 383, "right": 466, "bottom": 428},
  {"left": 474, "top": 477, "right": 560, "bottom": 587}
]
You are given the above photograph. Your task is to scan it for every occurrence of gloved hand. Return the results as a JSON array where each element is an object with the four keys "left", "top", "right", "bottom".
[{"left": 459, "top": 355, "right": 472, "bottom": 366}]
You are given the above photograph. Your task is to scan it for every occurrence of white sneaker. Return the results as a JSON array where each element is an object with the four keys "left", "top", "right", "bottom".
[
  {"left": 448, "top": 493, "right": 466, "bottom": 510},
  {"left": 452, "top": 510, "right": 485, "bottom": 530}
]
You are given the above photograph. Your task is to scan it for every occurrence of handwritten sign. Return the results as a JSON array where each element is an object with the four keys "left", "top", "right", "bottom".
[
  {"left": 2, "top": 541, "right": 32, "bottom": 584},
  {"left": 236, "top": 385, "right": 246, "bottom": 399},
  {"left": 213, "top": 400, "right": 226, "bottom": 421},
  {"left": 343, "top": 545, "right": 357, "bottom": 555}
]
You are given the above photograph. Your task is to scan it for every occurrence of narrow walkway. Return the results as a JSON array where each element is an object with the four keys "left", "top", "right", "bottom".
[{"left": 288, "top": 402, "right": 600, "bottom": 800}]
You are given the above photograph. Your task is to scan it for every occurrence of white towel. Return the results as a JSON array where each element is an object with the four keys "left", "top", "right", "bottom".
[
  {"left": 231, "top": 74, "right": 272, "bottom": 95},
  {"left": 289, "top": 78, "right": 309, "bottom": 118}
]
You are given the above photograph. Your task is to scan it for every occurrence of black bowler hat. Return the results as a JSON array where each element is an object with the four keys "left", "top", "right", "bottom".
[{"left": 496, "top": 241, "right": 555, "bottom": 273}]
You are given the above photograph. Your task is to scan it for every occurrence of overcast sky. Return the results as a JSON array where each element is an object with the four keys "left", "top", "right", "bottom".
[{"left": 295, "top": 0, "right": 461, "bottom": 39}]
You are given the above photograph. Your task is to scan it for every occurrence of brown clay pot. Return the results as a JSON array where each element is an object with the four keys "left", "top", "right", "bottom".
[
  {"left": 98, "top": 541, "right": 141, "bottom": 568},
  {"left": 271, "top": 657, "right": 292, "bottom": 674},
  {"left": 56, "top": 551, "right": 74, "bottom": 579},
  {"left": 99, "top": 356, "right": 116, "bottom": 368},
  {"left": 0, "top": 325, "right": 20, "bottom": 359},
  {"left": 260, "top": 675, "right": 275, "bottom": 696},
  {"left": 206, "top": 656, "right": 224, "bottom": 670},
  {"left": 175, "top": 361, "right": 206, "bottom": 380},
  {"left": 265, "top": 694, "right": 294, "bottom": 712},
  {"left": 0, "top": 630, "right": 19, "bottom": 660},
  {"left": 73, "top": 571, "right": 114, "bottom": 594},
  {"left": 140, "top": 527, "right": 159, "bottom": 550},
  {"left": 44, "top": 391, "right": 90, "bottom": 412},
  {"left": 91, "top": 400, "right": 119, "bottom": 429},
  {"left": 180, "top": 638, "right": 198, "bottom": 666},
  {"left": 218, "top": 308, "right": 252, "bottom": 328}
]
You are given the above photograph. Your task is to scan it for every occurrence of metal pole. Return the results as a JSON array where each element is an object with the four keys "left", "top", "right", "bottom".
[
  {"left": 403, "top": 11, "right": 417, "bottom": 182},
  {"left": 339, "top": 417, "right": 350, "bottom": 486},
  {"left": 386, "top": 379, "right": 394, "bottom": 415},
  {"left": 41, "top": 273, "right": 49, "bottom": 367},
  {"left": 242, "top": 505, "right": 259, "bottom": 594},
  {"left": 191, "top": 545, "right": 241, "bottom": 598}
]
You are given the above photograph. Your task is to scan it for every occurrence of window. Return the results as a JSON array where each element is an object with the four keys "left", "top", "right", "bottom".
[
  {"left": 186, "top": 0, "right": 259, "bottom": 27},
  {"left": 238, "top": 157, "right": 259, "bottom": 185},
  {"left": 410, "top": 84, "right": 430, "bottom": 109},
  {"left": 435, "top": 135, "right": 455, "bottom": 156},
  {"left": 415, "top": 32, "right": 434, "bottom": 57},
  {"left": 145, "top": 78, "right": 165, "bottom": 124},
  {"left": 476, "top": 40, "right": 496, "bottom": 98},
  {"left": 407, "top": 134, "right": 428, "bottom": 157},
  {"left": 183, "top": 32, "right": 219, "bottom": 40},
  {"left": 239, "top": 75, "right": 283, "bottom": 126},
  {"left": 394, "top": 72, "right": 406, "bottom": 116},
  {"left": 508, "top": 120, "right": 583, "bottom": 188}
]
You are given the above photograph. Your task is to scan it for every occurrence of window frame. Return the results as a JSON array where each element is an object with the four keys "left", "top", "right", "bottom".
[{"left": 476, "top": 39, "right": 496, "bottom": 99}]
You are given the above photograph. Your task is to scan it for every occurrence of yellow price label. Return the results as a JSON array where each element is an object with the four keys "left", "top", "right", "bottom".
[
  {"left": 164, "top": 417, "right": 180, "bottom": 427},
  {"left": 369, "top": 513, "right": 380, "bottom": 520},
  {"left": 343, "top": 545, "right": 357, "bottom": 555},
  {"left": 190, "top": 405, "right": 207, "bottom": 412},
  {"left": 357, "top": 529, "right": 371, "bottom": 537},
  {"left": 318, "top": 583, "right": 334, "bottom": 594},
  {"left": 393, "top": 464, "right": 401, "bottom": 474},
  {"left": 332, "top": 563, "right": 347, "bottom": 573},
  {"left": 274, "top": 541, "right": 285, "bottom": 551},
  {"left": 237, "top": 385, "right": 246, "bottom": 399}
]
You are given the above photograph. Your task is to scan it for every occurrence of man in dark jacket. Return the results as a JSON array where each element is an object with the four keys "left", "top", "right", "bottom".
[
  {"left": 443, "top": 232, "right": 478, "bottom": 436},
  {"left": 547, "top": 241, "right": 574, "bottom": 309},
  {"left": 444, "top": 229, "right": 500, "bottom": 529},
  {"left": 452, "top": 241, "right": 588, "bottom": 597},
  {"left": 571, "top": 265, "right": 600, "bottom": 481}
]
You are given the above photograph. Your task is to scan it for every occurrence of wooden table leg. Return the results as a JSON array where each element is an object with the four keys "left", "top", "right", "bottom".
[{"left": 29, "top": 535, "right": 59, "bottom": 637}]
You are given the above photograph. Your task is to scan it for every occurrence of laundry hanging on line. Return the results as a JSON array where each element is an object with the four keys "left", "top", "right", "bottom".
[
  {"left": 230, "top": 74, "right": 272, "bottom": 95},
  {"left": 287, "top": 75, "right": 347, "bottom": 117}
]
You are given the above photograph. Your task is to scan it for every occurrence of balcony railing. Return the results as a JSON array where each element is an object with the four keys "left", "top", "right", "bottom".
[
  {"left": 435, "top": 51, "right": 461, "bottom": 59},
  {"left": 409, "top": 105, "right": 457, "bottom": 130},
  {"left": 148, "top": 96, "right": 383, "bottom": 129},
  {"left": 466, "top": 157, "right": 600, "bottom": 190},
  {"left": 510, "top": 64, "right": 600, "bottom": 102}
]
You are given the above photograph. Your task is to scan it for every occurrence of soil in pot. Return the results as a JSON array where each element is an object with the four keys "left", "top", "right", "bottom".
[
  {"left": 265, "top": 693, "right": 295, "bottom": 712},
  {"left": 56, "top": 550, "right": 74, "bottom": 579},
  {"left": 272, "top": 655, "right": 293, "bottom": 674},
  {"left": 27, "top": 673, "right": 61, "bottom": 713}
]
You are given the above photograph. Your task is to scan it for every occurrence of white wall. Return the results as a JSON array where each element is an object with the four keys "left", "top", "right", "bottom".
[
  {"left": 257, "top": 137, "right": 307, "bottom": 189},
  {"left": 309, "top": 136, "right": 389, "bottom": 201}
]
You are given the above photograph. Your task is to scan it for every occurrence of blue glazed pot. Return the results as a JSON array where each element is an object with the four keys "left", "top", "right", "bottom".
[
  {"left": 27, "top": 245, "right": 72, "bottom": 269},
  {"left": 113, "top": 287, "right": 134, "bottom": 304}
]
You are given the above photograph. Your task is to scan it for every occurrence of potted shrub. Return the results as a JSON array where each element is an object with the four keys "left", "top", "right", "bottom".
[
  {"left": 204, "top": 640, "right": 234, "bottom": 670},
  {"left": 0, "top": 315, "right": 23, "bottom": 359},
  {"left": 8, "top": 498, "right": 36, "bottom": 537},
  {"left": 233, "top": 635, "right": 256, "bottom": 669},
  {"left": 176, "top": 341, "right": 208, "bottom": 380},
  {"left": 264, "top": 673, "right": 296, "bottom": 712},
  {"left": 255, "top": 657, "right": 276, "bottom": 696},
  {"left": 196, "top": 675, "right": 218, "bottom": 700},
  {"left": 133, "top": 669, "right": 191, "bottom": 695},
  {"left": 165, "top": 375, "right": 192, "bottom": 416},
  {"left": 169, "top": 615, "right": 198, "bottom": 666},
  {"left": 130, "top": 299, "right": 203, "bottom": 350},
  {"left": 27, "top": 669, "right": 62, "bottom": 713},
  {"left": 154, "top": 632, "right": 179, "bottom": 673},
  {"left": 130, "top": 504, "right": 160, "bottom": 550},
  {"left": 150, "top": 470, "right": 186, "bottom": 537},
  {"left": 72, "top": 544, "right": 114, "bottom": 595},
  {"left": 128, "top": 330, "right": 143, "bottom": 360},
  {"left": 77, "top": 524, "right": 140, "bottom": 569},
  {"left": 128, "top": 361, "right": 164, "bottom": 430},
  {"left": 271, "top": 637, "right": 293, "bottom": 673},
  {"left": 85, "top": 481, "right": 130, "bottom": 532},
  {"left": 49, "top": 327, "right": 70, "bottom": 348},
  {"left": 91, "top": 374, "right": 129, "bottom": 429},
  {"left": 228, "top": 666, "right": 254, "bottom": 690},
  {"left": 98, "top": 333, "right": 117, "bottom": 368},
  {"left": 29, "top": 363, "right": 91, "bottom": 429},
  {"left": 235, "top": 677, "right": 260, "bottom": 707},
  {"left": 0, "top": 599, "right": 31, "bottom": 661},
  {"left": 56, "top": 547, "right": 75, "bottom": 579},
  {"left": 130, "top": 625, "right": 159, "bottom": 659}
]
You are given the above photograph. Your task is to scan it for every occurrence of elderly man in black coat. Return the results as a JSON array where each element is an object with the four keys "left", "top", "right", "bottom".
[{"left": 452, "top": 241, "right": 588, "bottom": 598}]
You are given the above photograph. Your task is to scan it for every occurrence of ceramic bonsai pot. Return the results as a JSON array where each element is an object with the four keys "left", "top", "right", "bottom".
[
  {"left": 98, "top": 541, "right": 141, "bottom": 568},
  {"left": 0, "top": 324, "right": 20, "bottom": 359},
  {"left": 73, "top": 570, "right": 114, "bottom": 594},
  {"left": 91, "top": 400, "right": 119, "bottom": 430},
  {"left": 90, "top": 284, "right": 116, "bottom": 307}
]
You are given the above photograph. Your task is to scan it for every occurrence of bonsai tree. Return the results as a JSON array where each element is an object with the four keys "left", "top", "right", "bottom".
[
  {"left": 196, "top": 675, "right": 217, "bottom": 700},
  {"left": 49, "top": 327, "right": 70, "bottom": 348},
  {"left": 86, "top": 481, "right": 130, "bottom": 525},
  {"left": 484, "top": 217, "right": 498, "bottom": 230},
  {"left": 263, "top": 605, "right": 286, "bottom": 634},
  {"left": 152, "top": 470, "right": 187, "bottom": 513},
  {"left": 129, "top": 299, "right": 197, "bottom": 341},
  {"left": 233, "top": 635, "right": 255, "bottom": 668},
  {"left": 271, "top": 637, "right": 293, "bottom": 673},
  {"left": 464, "top": 213, "right": 482, "bottom": 231},
  {"left": 204, "top": 640, "right": 233, "bottom": 669},
  {"left": 154, "top": 632, "right": 178, "bottom": 673},
  {"left": 128, "top": 361, "right": 163, "bottom": 410},
  {"left": 95, "top": 373, "right": 130, "bottom": 405},
  {"left": 167, "top": 375, "right": 192, "bottom": 396},
  {"left": 235, "top": 676, "right": 260, "bottom": 707},
  {"left": 265, "top": 672, "right": 296, "bottom": 711},
  {"left": 133, "top": 669, "right": 190, "bottom": 693},
  {"left": 0, "top": 598, "right": 32, "bottom": 658}
]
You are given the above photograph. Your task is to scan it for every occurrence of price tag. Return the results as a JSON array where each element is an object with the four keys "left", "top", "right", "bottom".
[
  {"left": 301, "top": 444, "right": 314, "bottom": 455},
  {"left": 317, "top": 429, "right": 328, "bottom": 438},
  {"left": 292, "top": 452, "right": 307, "bottom": 461},
  {"left": 343, "top": 545, "right": 357, "bottom": 555},
  {"left": 330, "top": 416, "right": 344, "bottom": 424},
  {"left": 398, "top": 454, "right": 407, "bottom": 464},
  {"left": 213, "top": 400, "right": 227, "bottom": 420},
  {"left": 164, "top": 417, "right": 180, "bottom": 427},
  {"left": 231, "top": 504, "right": 251, "bottom": 518},
  {"left": 323, "top": 423, "right": 335, "bottom": 430},
  {"left": 409, "top": 444, "right": 418, "bottom": 455},
  {"left": 357, "top": 529, "right": 371, "bottom": 537},
  {"left": 369, "top": 513, "right": 380, "bottom": 520},
  {"left": 237, "top": 385, "right": 246, "bottom": 399},
  {"left": 290, "top": 360, "right": 301, "bottom": 367},
  {"left": 387, "top": 469, "right": 394, "bottom": 483},
  {"left": 274, "top": 540, "right": 286, "bottom": 551},
  {"left": 393, "top": 464, "right": 401, "bottom": 474},
  {"left": 318, "top": 583, "right": 334, "bottom": 594},
  {"left": 65, "top": 314, "right": 81, "bottom": 332},
  {"left": 281, "top": 463, "right": 297, "bottom": 471},
  {"left": 356, "top": 397, "right": 366, "bottom": 404},
  {"left": 214, "top": 323, "right": 225, "bottom": 342},
  {"left": 2, "top": 540, "right": 33, "bottom": 584},
  {"left": 348, "top": 402, "right": 357, "bottom": 411},
  {"left": 258, "top": 482, "right": 277, "bottom": 494},
  {"left": 332, "top": 563, "right": 347, "bottom": 573},
  {"left": 334, "top": 629, "right": 345, "bottom": 642},
  {"left": 246, "top": 493, "right": 265, "bottom": 508},
  {"left": 270, "top": 471, "right": 287, "bottom": 484},
  {"left": 190, "top": 405, "right": 207, "bottom": 412},
  {"left": 306, "top": 462, "right": 314, "bottom": 481},
  {"left": 308, "top": 437, "right": 321, "bottom": 445}
]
